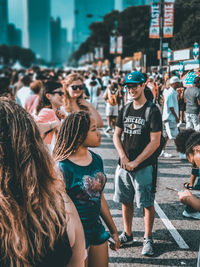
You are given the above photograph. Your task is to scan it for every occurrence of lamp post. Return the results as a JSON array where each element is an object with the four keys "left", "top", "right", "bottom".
[{"left": 159, "top": 0, "right": 164, "bottom": 73}]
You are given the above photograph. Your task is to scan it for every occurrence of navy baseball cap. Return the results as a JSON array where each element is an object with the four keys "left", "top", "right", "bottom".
[{"left": 124, "top": 71, "right": 146, "bottom": 84}]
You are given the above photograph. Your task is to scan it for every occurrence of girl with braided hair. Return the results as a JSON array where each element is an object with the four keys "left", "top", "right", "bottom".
[
  {"left": 53, "top": 111, "right": 120, "bottom": 267},
  {"left": 62, "top": 73, "right": 103, "bottom": 128},
  {"left": 0, "top": 98, "right": 85, "bottom": 267}
]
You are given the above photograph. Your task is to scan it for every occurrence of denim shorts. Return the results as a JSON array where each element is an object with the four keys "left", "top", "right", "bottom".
[
  {"left": 84, "top": 221, "right": 109, "bottom": 249},
  {"left": 113, "top": 165, "right": 155, "bottom": 208}
]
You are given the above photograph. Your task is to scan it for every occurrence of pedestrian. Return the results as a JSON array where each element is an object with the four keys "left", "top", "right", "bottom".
[
  {"left": 103, "top": 80, "right": 121, "bottom": 132},
  {"left": 0, "top": 98, "right": 85, "bottom": 266},
  {"left": 16, "top": 74, "right": 32, "bottom": 108},
  {"left": 174, "top": 128, "right": 200, "bottom": 266},
  {"left": 184, "top": 76, "right": 200, "bottom": 131},
  {"left": 0, "top": 76, "right": 12, "bottom": 99},
  {"left": 84, "top": 73, "right": 101, "bottom": 109},
  {"left": 53, "top": 111, "right": 120, "bottom": 267},
  {"left": 35, "top": 81, "right": 65, "bottom": 153},
  {"left": 63, "top": 73, "right": 103, "bottom": 128},
  {"left": 161, "top": 76, "right": 183, "bottom": 158},
  {"left": 113, "top": 71, "right": 162, "bottom": 256},
  {"left": 25, "top": 80, "right": 42, "bottom": 115}
]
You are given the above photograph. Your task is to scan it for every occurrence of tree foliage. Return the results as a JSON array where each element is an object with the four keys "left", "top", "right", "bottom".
[
  {"left": 0, "top": 45, "right": 36, "bottom": 67},
  {"left": 71, "top": 0, "right": 200, "bottom": 66}
]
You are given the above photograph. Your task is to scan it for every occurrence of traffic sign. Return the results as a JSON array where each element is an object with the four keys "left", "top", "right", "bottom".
[{"left": 193, "top": 42, "right": 199, "bottom": 59}]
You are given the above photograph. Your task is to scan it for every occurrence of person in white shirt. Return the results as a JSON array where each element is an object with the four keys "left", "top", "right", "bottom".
[
  {"left": 16, "top": 75, "right": 33, "bottom": 108},
  {"left": 161, "top": 76, "right": 182, "bottom": 158}
]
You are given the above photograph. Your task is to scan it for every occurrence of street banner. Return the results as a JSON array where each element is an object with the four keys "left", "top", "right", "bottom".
[
  {"left": 99, "top": 47, "right": 104, "bottom": 59},
  {"left": 117, "top": 36, "right": 123, "bottom": 54},
  {"left": 149, "top": 2, "right": 160, "bottom": 39},
  {"left": 94, "top": 47, "right": 99, "bottom": 59},
  {"left": 182, "top": 71, "right": 199, "bottom": 87},
  {"left": 163, "top": 0, "right": 175, "bottom": 38},
  {"left": 110, "top": 36, "right": 116, "bottom": 54},
  {"left": 89, "top": 52, "right": 94, "bottom": 62}
]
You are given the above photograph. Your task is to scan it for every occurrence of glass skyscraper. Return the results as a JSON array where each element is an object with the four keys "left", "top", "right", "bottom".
[
  {"left": 74, "top": 0, "right": 114, "bottom": 50},
  {"left": 0, "top": 0, "right": 8, "bottom": 45},
  {"left": 24, "top": 0, "right": 51, "bottom": 61}
]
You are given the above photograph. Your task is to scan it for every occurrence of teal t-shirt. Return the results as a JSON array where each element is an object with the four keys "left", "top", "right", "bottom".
[{"left": 59, "top": 151, "right": 107, "bottom": 229}]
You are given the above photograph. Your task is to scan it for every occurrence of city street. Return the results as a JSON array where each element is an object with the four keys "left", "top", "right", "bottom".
[{"left": 92, "top": 96, "right": 199, "bottom": 267}]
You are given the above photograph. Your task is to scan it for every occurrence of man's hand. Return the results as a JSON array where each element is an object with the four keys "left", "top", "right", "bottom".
[
  {"left": 120, "top": 155, "right": 129, "bottom": 169},
  {"left": 125, "top": 160, "right": 139, "bottom": 171},
  {"left": 178, "top": 189, "right": 192, "bottom": 204}
]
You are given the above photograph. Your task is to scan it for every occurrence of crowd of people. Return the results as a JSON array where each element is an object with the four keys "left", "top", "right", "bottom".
[{"left": 0, "top": 65, "right": 200, "bottom": 266}]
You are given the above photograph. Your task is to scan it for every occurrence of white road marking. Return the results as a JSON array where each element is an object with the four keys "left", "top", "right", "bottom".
[{"left": 154, "top": 201, "right": 189, "bottom": 249}]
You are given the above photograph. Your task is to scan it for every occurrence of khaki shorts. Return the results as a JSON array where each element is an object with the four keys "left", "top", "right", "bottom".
[
  {"left": 113, "top": 165, "right": 155, "bottom": 208},
  {"left": 106, "top": 103, "right": 118, "bottom": 117}
]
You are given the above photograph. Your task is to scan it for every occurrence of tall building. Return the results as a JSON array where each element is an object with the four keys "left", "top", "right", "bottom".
[
  {"left": 74, "top": 0, "right": 115, "bottom": 50},
  {"left": 61, "top": 28, "right": 71, "bottom": 63},
  {"left": 51, "top": 17, "right": 62, "bottom": 63},
  {"left": 0, "top": 0, "right": 8, "bottom": 45},
  {"left": 7, "top": 24, "right": 22, "bottom": 47},
  {"left": 24, "top": 0, "right": 51, "bottom": 62}
]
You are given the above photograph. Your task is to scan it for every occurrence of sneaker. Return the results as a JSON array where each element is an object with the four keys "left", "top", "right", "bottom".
[
  {"left": 179, "top": 153, "right": 186, "bottom": 160},
  {"left": 119, "top": 231, "right": 133, "bottom": 246},
  {"left": 142, "top": 237, "right": 154, "bottom": 256},
  {"left": 105, "top": 126, "right": 112, "bottom": 133},
  {"left": 160, "top": 151, "right": 172, "bottom": 158},
  {"left": 182, "top": 210, "right": 200, "bottom": 220}
]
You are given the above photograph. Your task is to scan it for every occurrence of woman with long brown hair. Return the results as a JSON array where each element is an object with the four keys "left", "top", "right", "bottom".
[
  {"left": 0, "top": 98, "right": 85, "bottom": 267},
  {"left": 62, "top": 73, "right": 103, "bottom": 128}
]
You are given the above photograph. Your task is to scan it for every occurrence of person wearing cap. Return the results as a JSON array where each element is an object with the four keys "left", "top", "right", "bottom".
[
  {"left": 161, "top": 76, "right": 181, "bottom": 158},
  {"left": 184, "top": 76, "right": 200, "bottom": 131},
  {"left": 113, "top": 71, "right": 162, "bottom": 256}
]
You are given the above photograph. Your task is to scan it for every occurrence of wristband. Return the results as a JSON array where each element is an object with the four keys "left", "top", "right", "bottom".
[{"left": 49, "top": 121, "right": 53, "bottom": 130}]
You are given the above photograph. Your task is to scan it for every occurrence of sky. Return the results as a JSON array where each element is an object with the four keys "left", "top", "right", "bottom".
[{"left": 8, "top": 0, "right": 74, "bottom": 43}]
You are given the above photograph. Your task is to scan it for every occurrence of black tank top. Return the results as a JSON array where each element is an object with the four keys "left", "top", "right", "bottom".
[{"left": 0, "top": 231, "right": 72, "bottom": 267}]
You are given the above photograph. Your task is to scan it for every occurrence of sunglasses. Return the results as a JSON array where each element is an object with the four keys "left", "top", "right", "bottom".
[
  {"left": 125, "top": 83, "right": 141, "bottom": 90},
  {"left": 49, "top": 91, "right": 64, "bottom": 96},
  {"left": 71, "top": 85, "right": 84, "bottom": 91}
]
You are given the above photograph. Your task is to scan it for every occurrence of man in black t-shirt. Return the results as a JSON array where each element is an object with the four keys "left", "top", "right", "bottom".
[{"left": 113, "top": 71, "right": 162, "bottom": 256}]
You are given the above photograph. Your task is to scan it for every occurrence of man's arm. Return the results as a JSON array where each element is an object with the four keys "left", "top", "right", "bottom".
[
  {"left": 169, "top": 107, "right": 179, "bottom": 123},
  {"left": 125, "top": 131, "right": 161, "bottom": 171},
  {"left": 113, "top": 126, "right": 129, "bottom": 168}
]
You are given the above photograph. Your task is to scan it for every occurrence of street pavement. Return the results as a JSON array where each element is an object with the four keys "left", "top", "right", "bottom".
[{"left": 92, "top": 96, "right": 199, "bottom": 267}]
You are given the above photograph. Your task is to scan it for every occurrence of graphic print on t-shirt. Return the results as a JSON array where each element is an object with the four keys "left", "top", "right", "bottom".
[
  {"left": 124, "top": 115, "right": 146, "bottom": 136},
  {"left": 76, "top": 172, "right": 106, "bottom": 203}
]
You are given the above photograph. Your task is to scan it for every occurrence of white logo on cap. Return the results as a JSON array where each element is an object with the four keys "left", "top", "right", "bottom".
[{"left": 128, "top": 75, "right": 132, "bottom": 80}]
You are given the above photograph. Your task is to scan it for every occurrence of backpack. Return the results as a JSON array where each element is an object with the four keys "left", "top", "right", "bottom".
[
  {"left": 122, "top": 101, "right": 165, "bottom": 157},
  {"left": 108, "top": 89, "right": 118, "bottom": 106}
]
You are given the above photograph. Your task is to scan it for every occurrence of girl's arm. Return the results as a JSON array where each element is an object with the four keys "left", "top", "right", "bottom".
[
  {"left": 37, "top": 121, "right": 59, "bottom": 134},
  {"left": 100, "top": 192, "right": 120, "bottom": 250}
]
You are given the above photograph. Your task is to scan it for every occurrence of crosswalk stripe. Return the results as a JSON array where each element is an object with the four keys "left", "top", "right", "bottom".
[{"left": 154, "top": 201, "right": 189, "bottom": 249}]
